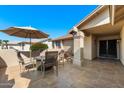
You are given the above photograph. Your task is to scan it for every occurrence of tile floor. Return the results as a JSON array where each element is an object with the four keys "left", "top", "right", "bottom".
[{"left": 0, "top": 59, "right": 124, "bottom": 88}]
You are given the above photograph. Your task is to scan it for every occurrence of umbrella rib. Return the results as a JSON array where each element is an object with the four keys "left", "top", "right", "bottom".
[
  {"left": 33, "top": 31, "right": 40, "bottom": 38},
  {"left": 39, "top": 31, "right": 48, "bottom": 37},
  {"left": 9, "top": 29, "right": 24, "bottom": 36},
  {"left": 25, "top": 30, "right": 30, "bottom": 38},
  {"left": 43, "top": 33, "right": 49, "bottom": 37},
  {"left": 25, "top": 30, "right": 32, "bottom": 38}
]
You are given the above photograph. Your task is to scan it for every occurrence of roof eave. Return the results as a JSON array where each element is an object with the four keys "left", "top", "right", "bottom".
[{"left": 68, "top": 5, "right": 106, "bottom": 34}]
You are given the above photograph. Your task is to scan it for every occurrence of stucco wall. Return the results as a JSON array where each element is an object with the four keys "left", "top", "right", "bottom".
[
  {"left": 83, "top": 34, "right": 97, "bottom": 60},
  {"left": 92, "top": 35, "right": 97, "bottom": 59},
  {"left": 10, "top": 44, "right": 30, "bottom": 51},
  {"left": 83, "top": 35, "right": 92, "bottom": 60},
  {"left": 53, "top": 40, "right": 73, "bottom": 53},
  {"left": 63, "top": 40, "right": 73, "bottom": 53},
  {"left": 42, "top": 41, "right": 53, "bottom": 49}
]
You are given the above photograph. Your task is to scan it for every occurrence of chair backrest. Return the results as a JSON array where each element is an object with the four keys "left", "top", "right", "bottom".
[
  {"left": 64, "top": 52, "right": 73, "bottom": 58},
  {"left": 17, "top": 52, "right": 25, "bottom": 65},
  {"left": 59, "top": 50, "right": 65, "bottom": 57},
  {"left": 45, "top": 51, "right": 58, "bottom": 66}
]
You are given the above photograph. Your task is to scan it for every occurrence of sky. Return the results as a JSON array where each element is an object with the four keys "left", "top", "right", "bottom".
[{"left": 0, "top": 5, "right": 98, "bottom": 42}]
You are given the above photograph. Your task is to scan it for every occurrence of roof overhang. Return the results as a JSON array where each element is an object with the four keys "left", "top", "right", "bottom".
[
  {"left": 52, "top": 35, "right": 73, "bottom": 41},
  {"left": 69, "top": 5, "right": 106, "bottom": 33},
  {"left": 81, "top": 19, "right": 124, "bottom": 36},
  {"left": 69, "top": 5, "right": 123, "bottom": 35}
]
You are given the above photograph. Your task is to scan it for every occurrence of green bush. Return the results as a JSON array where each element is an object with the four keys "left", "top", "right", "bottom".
[{"left": 30, "top": 43, "right": 48, "bottom": 52}]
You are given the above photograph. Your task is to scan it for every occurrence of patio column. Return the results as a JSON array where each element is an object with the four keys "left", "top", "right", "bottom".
[
  {"left": 73, "top": 28, "right": 84, "bottom": 66},
  {"left": 120, "top": 26, "right": 124, "bottom": 65},
  {"left": 54, "top": 42, "right": 57, "bottom": 49},
  {"left": 60, "top": 40, "right": 64, "bottom": 49}
]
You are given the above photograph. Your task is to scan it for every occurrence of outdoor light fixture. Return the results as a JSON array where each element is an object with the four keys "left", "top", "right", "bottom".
[{"left": 70, "top": 26, "right": 78, "bottom": 37}]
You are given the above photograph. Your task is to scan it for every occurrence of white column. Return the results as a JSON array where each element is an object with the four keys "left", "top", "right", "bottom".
[
  {"left": 73, "top": 31, "right": 84, "bottom": 66},
  {"left": 54, "top": 42, "right": 57, "bottom": 49},
  {"left": 60, "top": 40, "right": 64, "bottom": 49},
  {"left": 120, "top": 26, "right": 124, "bottom": 65}
]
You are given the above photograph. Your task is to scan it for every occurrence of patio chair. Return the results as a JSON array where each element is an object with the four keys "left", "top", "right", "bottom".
[
  {"left": 64, "top": 52, "right": 73, "bottom": 63},
  {"left": 17, "top": 51, "right": 36, "bottom": 72},
  {"left": 41, "top": 51, "right": 58, "bottom": 77},
  {"left": 58, "top": 50, "right": 65, "bottom": 66}
]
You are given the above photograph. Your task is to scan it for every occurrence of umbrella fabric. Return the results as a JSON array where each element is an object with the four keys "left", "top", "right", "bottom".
[{"left": 0, "top": 26, "right": 49, "bottom": 39}]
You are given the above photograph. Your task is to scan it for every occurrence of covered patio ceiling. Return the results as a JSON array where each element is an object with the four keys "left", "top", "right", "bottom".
[
  {"left": 79, "top": 5, "right": 124, "bottom": 36},
  {"left": 80, "top": 20, "right": 124, "bottom": 36}
]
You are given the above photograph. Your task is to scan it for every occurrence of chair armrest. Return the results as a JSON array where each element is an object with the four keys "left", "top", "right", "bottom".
[
  {"left": 24, "top": 62, "right": 35, "bottom": 66},
  {"left": 41, "top": 60, "right": 45, "bottom": 65}
]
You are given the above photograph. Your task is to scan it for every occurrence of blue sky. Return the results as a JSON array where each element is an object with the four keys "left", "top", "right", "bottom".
[{"left": 0, "top": 5, "right": 97, "bottom": 41}]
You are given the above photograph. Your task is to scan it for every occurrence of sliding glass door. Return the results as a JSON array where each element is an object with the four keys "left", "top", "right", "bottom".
[{"left": 99, "top": 40, "right": 117, "bottom": 58}]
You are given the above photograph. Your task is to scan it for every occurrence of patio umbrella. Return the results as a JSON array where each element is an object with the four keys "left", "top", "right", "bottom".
[{"left": 0, "top": 26, "right": 49, "bottom": 67}]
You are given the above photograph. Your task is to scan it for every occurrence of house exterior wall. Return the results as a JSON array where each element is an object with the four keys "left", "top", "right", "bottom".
[
  {"left": 53, "top": 39, "right": 73, "bottom": 53},
  {"left": 71, "top": 6, "right": 124, "bottom": 66},
  {"left": 9, "top": 44, "right": 30, "bottom": 51},
  {"left": 53, "top": 41, "right": 61, "bottom": 49},
  {"left": 83, "top": 35, "right": 92, "bottom": 60},
  {"left": 0, "top": 44, "right": 30, "bottom": 51},
  {"left": 42, "top": 40, "right": 53, "bottom": 49},
  {"left": 63, "top": 39, "right": 73, "bottom": 53},
  {"left": 80, "top": 7, "right": 111, "bottom": 60},
  {"left": 92, "top": 35, "right": 97, "bottom": 59},
  {"left": 83, "top": 34, "right": 121, "bottom": 60}
]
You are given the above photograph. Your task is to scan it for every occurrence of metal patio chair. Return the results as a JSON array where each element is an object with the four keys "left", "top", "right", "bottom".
[
  {"left": 41, "top": 51, "right": 58, "bottom": 77},
  {"left": 17, "top": 51, "right": 36, "bottom": 72}
]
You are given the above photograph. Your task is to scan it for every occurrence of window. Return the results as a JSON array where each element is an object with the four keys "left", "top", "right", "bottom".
[{"left": 56, "top": 41, "right": 61, "bottom": 48}]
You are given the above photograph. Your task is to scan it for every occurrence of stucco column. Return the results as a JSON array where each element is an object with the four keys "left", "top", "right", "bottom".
[
  {"left": 120, "top": 26, "right": 124, "bottom": 65},
  {"left": 60, "top": 40, "right": 64, "bottom": 49},
  {"left": 73, "top": 29, "right": 84, "bottom": 66},
  {"left": 53, "top": 42, "right": 57, "bottom": 49}
]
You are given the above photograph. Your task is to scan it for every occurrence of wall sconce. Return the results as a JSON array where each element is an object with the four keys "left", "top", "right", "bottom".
[
  {"left": 70, "top": 30, "right": 77, "bottom": 37},
  {"left": 70, "top": 26, "right": 78, "bottom": 37}
]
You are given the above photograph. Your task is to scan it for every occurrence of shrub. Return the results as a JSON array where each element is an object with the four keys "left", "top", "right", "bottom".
[{"left": 30, "top": 43, "right": 48, "bottom": 52}]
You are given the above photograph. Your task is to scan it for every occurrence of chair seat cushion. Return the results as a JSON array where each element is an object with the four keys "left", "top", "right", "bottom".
[
  {"left": 37, "top": 65, "right": 53, "bottom": 71},
  {"left": 25, "top": 64, "right": 36, "bottom": 69},
  {"left": 44, "top": 63, "right": 55, "bottom": 67}
]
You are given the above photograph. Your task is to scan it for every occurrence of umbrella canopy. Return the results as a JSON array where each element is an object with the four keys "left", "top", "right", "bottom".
[{"left": 0, "top": 26, "right": 49, "bottom": 39}]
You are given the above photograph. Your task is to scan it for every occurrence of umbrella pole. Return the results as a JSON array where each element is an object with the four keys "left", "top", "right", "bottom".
[
  {"left": 29, "top": 36, "right": 35, "bottom": 69},
  {"left": 29, "top": 37, "right": 32, "bottom": 63}
]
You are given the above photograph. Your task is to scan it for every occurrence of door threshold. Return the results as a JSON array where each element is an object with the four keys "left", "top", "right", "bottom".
[{"left": 98, "top": 56, "right": 119, "bottom": 60}]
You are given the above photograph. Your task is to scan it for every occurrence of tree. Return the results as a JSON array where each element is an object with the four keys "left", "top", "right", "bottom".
[
  {"left": 0, "top": 40, "right": 3, "bottom": 49},
  {"left": 30, "top": 43, "right": 48, "bottom": 52},
  {"left": 3, "top": 40, "right": 9, "bottom": 49},
  {"left": 0, "top": 40, "right": 2, "bottom": 46}
]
